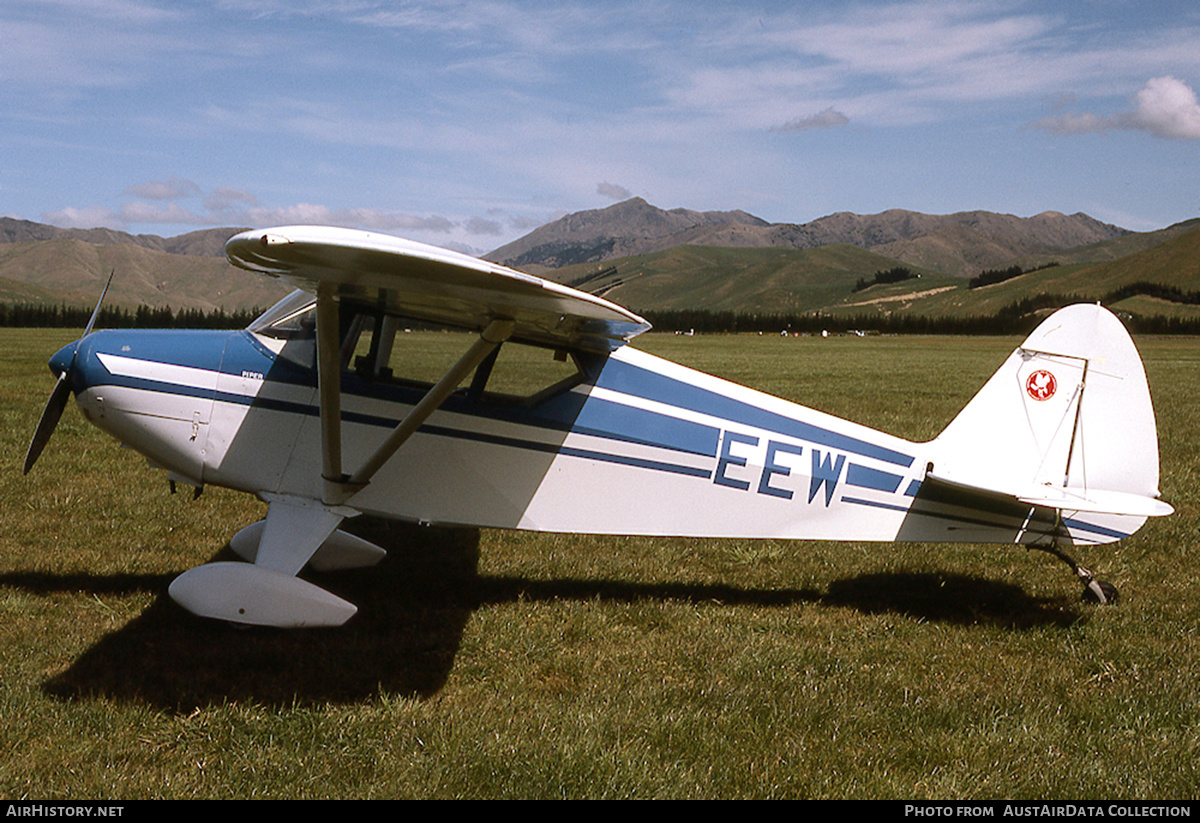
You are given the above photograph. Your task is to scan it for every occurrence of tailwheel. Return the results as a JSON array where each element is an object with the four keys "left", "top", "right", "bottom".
[
  {"left": 1032, "top": 541, "right": 1120, "bottom": 606},
  {"left": 1082, "top": 576, "right": 1119, "bottom": 606},
  {"left": 1027, "top": 510, "right": 1120, "bottom": 606}
]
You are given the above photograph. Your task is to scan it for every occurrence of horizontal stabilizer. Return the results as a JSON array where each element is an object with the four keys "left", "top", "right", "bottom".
[
  {"left": 1015, "top": 487, "right": 1174, "bottom": 518},
  {"left": 927, "top": 472, "right": 1173, "bottom": 518}
]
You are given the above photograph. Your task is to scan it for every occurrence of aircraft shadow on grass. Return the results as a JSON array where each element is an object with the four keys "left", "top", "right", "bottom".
[{"left": 4, "top": 519, "right": 1084, "bottom": 712}]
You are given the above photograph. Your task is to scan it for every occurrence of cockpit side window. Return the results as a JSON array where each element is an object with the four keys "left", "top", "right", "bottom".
[
  {"left": 250, "top": 295, "right": 591, "bottom": 404},
  {"left": 342, "top": 310, "right": 585, "bottom": 405}
]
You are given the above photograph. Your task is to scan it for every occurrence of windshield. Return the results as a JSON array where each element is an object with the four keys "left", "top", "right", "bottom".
[{"left": 247, "top": 290, "right": 317, "bottom": 339}]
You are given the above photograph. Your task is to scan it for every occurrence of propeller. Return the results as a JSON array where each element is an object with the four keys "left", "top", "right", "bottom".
[{"left": 22, "top": 271, "right": 113, "bottom": 475}]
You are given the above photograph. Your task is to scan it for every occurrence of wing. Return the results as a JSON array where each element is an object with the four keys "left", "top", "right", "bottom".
[{"left": 225, "top": 225, "right": 649, "bottom": 353}]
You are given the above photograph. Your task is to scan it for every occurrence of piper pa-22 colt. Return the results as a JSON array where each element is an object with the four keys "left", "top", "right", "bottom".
[{"left": 24, "top": 226, "right": 1174, "bottom": 627}]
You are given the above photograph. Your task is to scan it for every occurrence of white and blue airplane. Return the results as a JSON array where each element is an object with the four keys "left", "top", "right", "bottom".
[{"left": 23, "top": 226, "right": 1174, "bottom": 627}]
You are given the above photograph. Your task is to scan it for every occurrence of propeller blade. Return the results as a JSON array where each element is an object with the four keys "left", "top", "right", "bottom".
[
  {"left": 23, "top": 372, "right": 73, "bottom": 475},
  {"left": 22, "top": 270, "right": 114, "bottom": 475},
  {"left": 82, "top": 270, "right": 113, "bottom": 339}
]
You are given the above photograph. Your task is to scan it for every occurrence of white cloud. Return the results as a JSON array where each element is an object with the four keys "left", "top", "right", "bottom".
[
  {"left": 1032, "top": 111, "right": 1109, "bottom": 135},
  {"left": 597, "top": 182, "right": 633, "bottom": 200},
  {"left": 125, "top": 178, "right": 201, "bottom": 200},
  {"left": 464, "top": 216, "right": 503, "bottom": 236},
  {"left": 45, "top": 188, "right": 463, "bottom": 236},
  {"left": 770, "top": 107, "right": 850, "bottom": 133},
  {"left": 1127, "top": 76, "right": 1200, "bottom": 139},
  {"left": 203, "top": 186, "right": 258, "bottom": 212},
  {"left": 41, "top": 205, "right": 119, "bottom": 229},
  {"left": 240, "top": 204, "right": 457, "bottom": 233},
  {"left": 118, "top": 200, "right": 204, "bottom": 225},
  {"left": 1033, "top": 76, "right": 1200, "bottom": 140}
]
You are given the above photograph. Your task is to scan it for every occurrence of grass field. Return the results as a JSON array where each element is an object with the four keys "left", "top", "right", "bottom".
[{"left": 1, "top": 327, "right": 1198, "bottom": 799}]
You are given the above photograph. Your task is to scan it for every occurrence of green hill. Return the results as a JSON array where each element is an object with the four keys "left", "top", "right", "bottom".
[
  {"left": 548, "top": 244, "right": 946, "bottom": 314},
  {"left": 830, "top": 224, "right": 1200, "bottom": 322},
  {"left": 549, "top": 223, "right": 1200, "bottom": 329}
]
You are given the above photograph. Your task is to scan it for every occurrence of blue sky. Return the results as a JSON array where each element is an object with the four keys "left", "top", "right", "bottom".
[{"left": 3, "top": 0, "right": 1199, "bottom": 254}]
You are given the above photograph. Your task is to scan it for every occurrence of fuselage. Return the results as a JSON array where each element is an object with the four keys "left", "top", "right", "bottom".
[{"left": 53, "top": 320, "right": 1138, "bottom": 547}]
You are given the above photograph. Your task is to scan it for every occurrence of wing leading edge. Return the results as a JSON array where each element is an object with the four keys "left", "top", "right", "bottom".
[{"left": 225, "top": 225, "right": 649, "bottom": 353}]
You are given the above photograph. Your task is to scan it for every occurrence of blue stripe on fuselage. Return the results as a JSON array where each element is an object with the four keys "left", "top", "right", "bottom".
[
  {"left": 594, "top": 356, "right": 915, "bottom": 468},
  {"left": 76, "top": 330, "right": 910, "bottom": 473},
  {"left": 73, "top": 329, "right": 233, "bottom": 398},
  {"left": 845, "top": 463, "right": 904, "bottom": 493},
  {"left": 1063, "top": 517, "right": 1130, "bottom": 541},
  {"left": 81, "top": 329, "right": 232, "bottom": 373},
  {"left": 81, "top": 330, "right": 721, "bottom": 461}
]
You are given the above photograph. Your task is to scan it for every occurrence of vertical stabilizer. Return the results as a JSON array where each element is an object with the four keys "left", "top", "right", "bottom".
[{"left": 927, "top": 304, "right": 1168, "bottom": 534}]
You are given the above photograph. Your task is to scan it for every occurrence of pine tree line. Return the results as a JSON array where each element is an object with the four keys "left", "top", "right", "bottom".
[
  {"left": 0, "top": 302, "right": 264, "bottom": 329},
  {"left": 968, "top": 262, "right": 1060, "bottom": 289},
  {"left": 852, "top": 267, "right": 919, "bottom": 293},
  {"left": 5, "top": 283, "right": 1200, "bottom": 336},
  {"left": 639, "top": 289, "right": 1200, "bottom": 336}
]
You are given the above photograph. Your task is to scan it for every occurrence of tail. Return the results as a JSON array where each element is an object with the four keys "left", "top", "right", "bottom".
[{"left": 923, "top": 303, "right": 1171, "bottom": 545}]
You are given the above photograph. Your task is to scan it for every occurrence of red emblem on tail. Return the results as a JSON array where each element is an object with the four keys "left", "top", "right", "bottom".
[{"left": 1026, "top": 369, "right": 1056, "bottom": 401}]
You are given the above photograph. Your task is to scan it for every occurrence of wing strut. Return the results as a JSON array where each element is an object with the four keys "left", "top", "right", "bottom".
[
  {"left": 345, "top": 318, "right": 514, "bottom": 490},
  {"left": 314, "top": 287, "right": 515, "bottom": 505},
  {"left": 316, "top": 283, "right": 346, "bottom": 501}
]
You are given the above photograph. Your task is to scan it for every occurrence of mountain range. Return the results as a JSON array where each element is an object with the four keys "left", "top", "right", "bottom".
[
  {"left": 0, "top": 218, "right": 236, "bottom": 257},
  {"left": 1, "top": 202, "right": 1197, "bottom": 322},
  {"left": 487, "top": 197, "right": 1137, "bottom": 278},
  {"left": 0, "top": 218, "right": 283, "bottom": 312}
]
